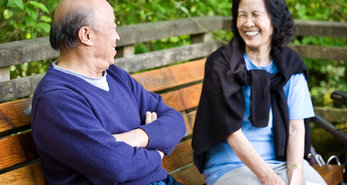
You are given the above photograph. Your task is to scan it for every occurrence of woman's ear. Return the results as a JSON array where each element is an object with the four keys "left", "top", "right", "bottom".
[{"left": 78, "top": 26, "right": 93, "bottom": 46}]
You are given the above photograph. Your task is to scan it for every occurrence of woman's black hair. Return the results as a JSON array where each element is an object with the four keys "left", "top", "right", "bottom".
[{"left": 231, "top": 0, "right": 295, "bottom": 50}]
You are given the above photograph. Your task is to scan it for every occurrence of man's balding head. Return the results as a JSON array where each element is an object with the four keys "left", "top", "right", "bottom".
[{"left": 49, "top": 0, "right": 107, "bottom": 50}]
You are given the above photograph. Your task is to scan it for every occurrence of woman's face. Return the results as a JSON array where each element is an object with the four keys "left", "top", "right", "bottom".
[{"left": 237, "top": 0, "right": 274, "bottom": 51}]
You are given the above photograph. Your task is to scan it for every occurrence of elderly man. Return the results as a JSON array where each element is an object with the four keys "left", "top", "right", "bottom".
[{"left": 31, "top": 0, "right": 186, "bottom": 184}]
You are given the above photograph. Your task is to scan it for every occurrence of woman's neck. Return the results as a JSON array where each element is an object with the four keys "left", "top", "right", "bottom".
[{"left": 245, "top": 45, "right": 272, "bottom": 67}]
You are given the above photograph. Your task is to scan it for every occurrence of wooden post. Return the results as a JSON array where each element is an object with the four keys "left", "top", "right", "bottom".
[
  {"left": 191, "top": 33, "right": 212, "bottom": 44},
  {"left": 115, "top": 45, "right": 135, "bottom": 58},
  {"left": 0, "top": 67, "right": 10, "bottom": 81}
]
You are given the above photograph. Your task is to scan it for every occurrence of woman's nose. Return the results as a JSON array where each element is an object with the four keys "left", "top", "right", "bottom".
[{"left": 244, "top": 18, "right": 255, "bottom": 28}]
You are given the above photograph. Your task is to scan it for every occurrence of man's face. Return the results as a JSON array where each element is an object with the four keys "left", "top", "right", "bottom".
[{"left": 92, "top": 2, "right": 120, "bottom": 71}]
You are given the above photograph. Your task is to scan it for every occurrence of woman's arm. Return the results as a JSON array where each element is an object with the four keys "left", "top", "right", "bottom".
[
  {"left": 286, "top": 119, "right": 305, "bottom": 185},
  {"left": 226, "top": 129, "right": 286, "bottom": 185}
]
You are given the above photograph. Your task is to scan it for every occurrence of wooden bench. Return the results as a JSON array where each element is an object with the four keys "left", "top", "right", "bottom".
[{"left": 0, "top": 16, "right": 346, "bottom": 184}]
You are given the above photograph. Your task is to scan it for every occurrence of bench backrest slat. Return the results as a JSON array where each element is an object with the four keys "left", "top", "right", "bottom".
[
  {"left": 0, "top": 132, "right": 37, "bottom": 171},
  {"left": 131, "top": 59, "right": 205, "bottom": 92},
  {"left": 0, "top": 98, "right": 32, "bottom": 135}
]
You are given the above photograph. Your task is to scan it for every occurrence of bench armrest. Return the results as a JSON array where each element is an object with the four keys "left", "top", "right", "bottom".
[{"left": 331, "top": 91, "right": 347, "bottom": 108}]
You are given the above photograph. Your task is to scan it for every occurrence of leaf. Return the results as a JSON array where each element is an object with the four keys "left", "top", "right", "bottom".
[
  {"left": 23, "top": 16, "right": 36, "bottom": 27},
  {"left": 40, "top": 15, "right": 52, "bottom": 23},
  {"left": 18, "top": 23, "right": 25, "bottom": 31},
  {"left": 25, "top": 5, "right": 38, "bottom": 19},
  {"left": 169, "top": 36, "right": 180, "bottom": 43},
  {"left": 28, "top": 1, "right": 49, "bottom": 13},
  {"left": 10, "top": 0, "right": 24, "bottom": 10},
  {"left": 139, "top": 10, "right": 146, "bottom": 20},
  {"left": 36, "top": 22, "right": 51, "bottom": 33},
  {"left": 3, "top": 9, "right": 13, "bottom": 19},
  {"left": 180, "top": 6, "right": 189, "bottom": 14}
]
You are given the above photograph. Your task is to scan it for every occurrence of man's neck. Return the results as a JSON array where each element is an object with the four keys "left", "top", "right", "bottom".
[{"left": 58, "top": 50, "right": 104, "bottom": 78}]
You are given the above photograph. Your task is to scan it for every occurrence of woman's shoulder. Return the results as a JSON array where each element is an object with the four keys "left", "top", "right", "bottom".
[{"left": 205, "top": 43, "right": 232, "bottom": 70}]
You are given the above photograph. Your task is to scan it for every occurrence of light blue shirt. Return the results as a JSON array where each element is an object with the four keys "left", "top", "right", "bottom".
[
  {"left": 203, "top": 54, "right": 315, "bottom": 185},
  {"left": 52, "top": 61, "right": 109, "bottom": 91}
]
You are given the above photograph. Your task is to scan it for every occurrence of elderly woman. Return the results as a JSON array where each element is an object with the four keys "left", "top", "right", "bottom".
[{"left": 192, "top": 0, "right": 327, "bottom": 184}]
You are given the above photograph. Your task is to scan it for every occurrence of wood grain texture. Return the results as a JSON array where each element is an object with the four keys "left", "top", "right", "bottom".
[
  {"left": 161, "top": 83, "right": 202, "bottom": 112},
  {"left": 289, "top": 44, "right": 347, "bottom": 61},
  {"left": 182, "top": 111, "right": 197, "bottom": 136},
  {"left": 0, "top": 68, "right": 10, "bottom": 82},
  {"left": 0, "top": 162, "right": 45, "bottom": 185},
  {"left": 171, "top": 165, "right": 205, "bottom": 185},
  {"left": 116, "top": 41, "right": 218, "bottom": 73},
  {"left": 0, "top": 132, "right": 37, "bottom": 170},
  {"left": 162, "top": 139, "right": 193, "bottom": 173},
  {"left": 115, "top": 45, "right": 134, "bottom": 58},
  {"left": 131, "top": 58, "right": 205, "bottom": 92},
  {"left": 294, "top": 20, "right": 347, "bottom": 38},
  {"left": 0, "top": 98, "right": 32, "bottom": 134},
  {"left": 0, "top": 74, "right": 43, "bottom": 103},
  {"left": 182, "top": 114, "right": 193, "bottom": 136},
  {"left": 0, "top": 16, "right": 225, "bottom": 68},
  {"left": 186, "top": 111, "right": 197, "bottom": 130},
  {"left": 311, "top": 164, "right": 343, "bottom": 185}
]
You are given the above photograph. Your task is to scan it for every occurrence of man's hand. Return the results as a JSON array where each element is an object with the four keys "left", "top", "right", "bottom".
[
  {"left": 112, "top": 111, "right": 157, "bottom": 148},
  {"left": 145, "top": 111, "right": 157, "bottom": 124},
  {"left": 157, "top": 150, "right": 164, "bottom": 159},
  {"left": 144, "top": 112, "right": 164, "bottom": 159}
]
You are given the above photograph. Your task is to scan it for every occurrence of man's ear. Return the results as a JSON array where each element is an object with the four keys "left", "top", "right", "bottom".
[{"left": 78, "top": 26, "right": 93, "bottom": 46}]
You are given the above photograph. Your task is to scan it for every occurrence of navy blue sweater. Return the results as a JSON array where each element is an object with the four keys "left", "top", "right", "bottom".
[{"left": 31, "top": 64, "right": 186, "bottom": 185}]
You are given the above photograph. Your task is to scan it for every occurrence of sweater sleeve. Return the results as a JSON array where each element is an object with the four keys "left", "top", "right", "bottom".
[
  {"left": 124, "top": 72, "right": 186, "bottom": 155},
  {"left": 31, "top": 90, "right": 163, "bottom": 184}
]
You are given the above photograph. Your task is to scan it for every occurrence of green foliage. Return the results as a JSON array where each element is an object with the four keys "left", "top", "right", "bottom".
[
  {"left": 287, "top": 0, "right": 347, "bottom": 107},
  {"left": 1, "top": 0, "right": 53, "bottom": 42}
]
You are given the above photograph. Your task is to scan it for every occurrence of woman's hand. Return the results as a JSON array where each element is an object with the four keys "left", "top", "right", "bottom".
[
  {"left": 226, "top": 129, "right": 286, "bottom": 185},
  {"left": 261, "top": 173, "right": 286, "bottom": 185}
]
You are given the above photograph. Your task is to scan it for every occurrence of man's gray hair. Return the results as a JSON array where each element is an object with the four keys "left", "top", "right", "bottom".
[{"left": 49, "top": 7, "right": 96, "bottom": 51}]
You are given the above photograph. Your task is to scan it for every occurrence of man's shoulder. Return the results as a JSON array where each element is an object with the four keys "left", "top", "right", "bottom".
[
  {"left": 106, "top": 64, "right": 134, "bottom": 86},
  {"left": 33, "top": 67, "right": 88, "bottom": 101}
]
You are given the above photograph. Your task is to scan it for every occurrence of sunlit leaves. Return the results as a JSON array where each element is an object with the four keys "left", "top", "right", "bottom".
[{"left": 28, "top": 1, "right": 49, "bottom": 13}]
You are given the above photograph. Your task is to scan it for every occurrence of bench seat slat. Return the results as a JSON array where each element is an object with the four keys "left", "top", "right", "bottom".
[
  {"left": 171, "top": 164, "right": 205, "bottom": 185},
  {"left": 162, "top": 139, "right": 194, "bottom": 173},
  {"left": 182, "top": 111, "right": 197, "bottom": 136},
  {"left": 0, "top": 162, "right": 45, "bottom": 185}
]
